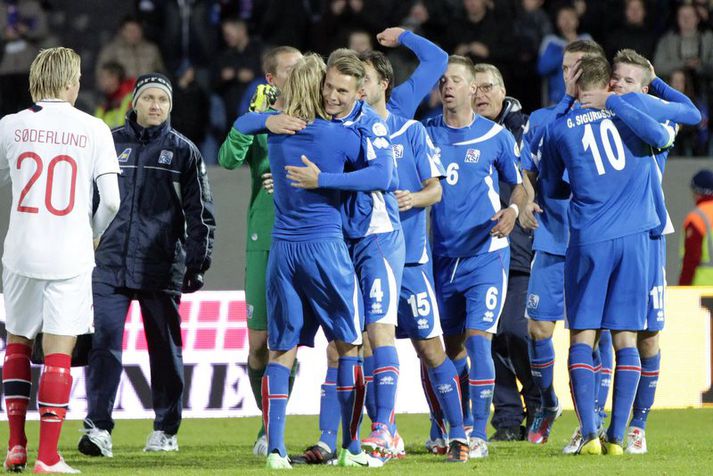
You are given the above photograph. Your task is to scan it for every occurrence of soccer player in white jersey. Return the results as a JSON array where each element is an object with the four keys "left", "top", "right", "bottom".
[{"left": 0, "top": 47, "right": 121, "bottom": 473}]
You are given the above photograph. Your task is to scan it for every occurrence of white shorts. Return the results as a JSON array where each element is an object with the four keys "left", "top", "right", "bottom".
[{"left": 2, "top": 268, "right": 93, "bottom": 339}]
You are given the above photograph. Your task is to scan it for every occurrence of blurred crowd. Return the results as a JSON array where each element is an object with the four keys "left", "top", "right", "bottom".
[{"left": 2, "top": 0, "right": 713, "bottom": 162}]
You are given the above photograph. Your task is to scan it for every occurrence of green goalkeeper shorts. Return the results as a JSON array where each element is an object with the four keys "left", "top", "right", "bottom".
[{"left": 245, "top": 250, "right": 269, "bottom": 331}]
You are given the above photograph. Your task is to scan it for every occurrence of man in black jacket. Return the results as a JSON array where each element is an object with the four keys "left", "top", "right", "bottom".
[
  {"left": 78, "top": 73, "right": 216, "bottom": 457},
  {"left": 472, "top": 63, "right": 540, "bottom": 441}
]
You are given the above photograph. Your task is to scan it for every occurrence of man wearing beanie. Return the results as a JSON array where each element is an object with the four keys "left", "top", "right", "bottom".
[
  {"left": 679, "top": 169, "right": 713, "bottom": 285},
  {"left": 78, "top": 72, "right": 216, "bottom": 456}
]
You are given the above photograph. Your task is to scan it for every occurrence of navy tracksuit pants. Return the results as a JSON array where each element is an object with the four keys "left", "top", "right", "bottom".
[
  {"left": 491, "top": 272, "right": 541, "bottom": 431},
  {"left": 85, "top": 281, "right": 184, "bottom": 435}
]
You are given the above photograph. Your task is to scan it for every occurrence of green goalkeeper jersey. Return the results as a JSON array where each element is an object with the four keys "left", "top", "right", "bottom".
[{"left": 218, "top": 127, "right": 273, "bottom": 251}]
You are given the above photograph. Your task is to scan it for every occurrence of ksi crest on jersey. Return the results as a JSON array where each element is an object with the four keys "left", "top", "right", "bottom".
[{"left": 464, "top": 148, "right": 480, "bottom": 163}]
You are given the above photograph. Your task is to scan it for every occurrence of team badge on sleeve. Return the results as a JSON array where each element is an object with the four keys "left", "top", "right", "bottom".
[
  {"left": 372, "top": 122, "right": 388, "bottom": 137},
  {"left": 158, "top": 150, "right": 174, "bottom": 165},
  {"left": 117, "top": 148, "right": 132, "bottom": 162}
]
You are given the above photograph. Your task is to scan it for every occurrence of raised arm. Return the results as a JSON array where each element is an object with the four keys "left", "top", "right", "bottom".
[{"left": 383, "top": 28, "right": 448, "bottom": 119}]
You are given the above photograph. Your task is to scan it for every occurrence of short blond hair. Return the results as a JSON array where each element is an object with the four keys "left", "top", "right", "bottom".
[
  {"left": 326, "top": 48, "right": 365, "bottom": 88},
  {"left": 29, "top": 47, "right": 81, "bottom": 102},
  {"left": 613, "top": 48, "right": 654, "bottom": 87},
  {"left": 283, "top": 53, "right": 328, "bottom": 122},
  {"left": 448, "top": 55, "right": 476, "bottom": 81}
]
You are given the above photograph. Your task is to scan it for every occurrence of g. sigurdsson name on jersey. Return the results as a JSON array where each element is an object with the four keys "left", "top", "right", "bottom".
[{"left": 566, "top": 109, "right": 616, "bottom": 128}]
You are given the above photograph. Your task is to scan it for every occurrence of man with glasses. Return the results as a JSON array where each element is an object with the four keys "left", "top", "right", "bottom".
[{"left": 471, "top": 63, "right": 540, "bottom": 442}]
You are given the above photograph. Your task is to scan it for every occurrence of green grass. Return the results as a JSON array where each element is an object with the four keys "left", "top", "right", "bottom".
[{"left": 6, "top": 409, "right": 712, "bottom": 474}]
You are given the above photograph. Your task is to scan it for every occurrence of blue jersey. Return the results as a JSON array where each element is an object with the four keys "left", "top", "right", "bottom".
[
  {"left": 424, "top": 114, "right": 523, "bottom": 258},
  {"left": 260, "top": 119, "right": 361, "bottom": 241},
  {"left": 332, "top": 101, "right": 400, "bottom": 239},
  {"left": 637, "top": 78, "right": 701, "bottom": 238},
  {"left": 389, "top": 113, "right": 445, "bottom": 264},
  {"left": 524, "top": 96, "right": 575, "bottom": 256},
  {"left": 539, "top": 95, "right": 676, "bottom": 246}
]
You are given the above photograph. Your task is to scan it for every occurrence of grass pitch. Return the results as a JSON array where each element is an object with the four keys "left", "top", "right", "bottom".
[{"left": 6, "top": 409, "right": 712, "bottom": 474}]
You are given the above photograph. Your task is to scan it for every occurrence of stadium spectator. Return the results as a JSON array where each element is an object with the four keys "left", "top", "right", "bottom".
[
  {"left": 78, "top": 73, "right": 215, "bottom": 458},
  {"left": 679, "top": 169, "right": 713, "bottom": 285},
  {"left": 95, "top": 15, "right": 165, "bottom": 81},
  {"left": 348, "top": 29, "right": 372, "bottom": 54},
  {"left": 255, "top": 0, "right": 311, "bottom": 51},
  {"left": 471, "top": 63, "right": 540, "bottom": 442},
  {"left": 605, "top": 0, "right": 657, "bottom": 61},
  {"left": 537, "top": 4, "right": 592, "bottom": 105},
  {"left": 395, "top": 0, "right": 452, "bottom": 47},
  {"left": 511, "top": 0, "right": 553, "bottom": 112},
  {"left": 152, "top": 0, "right": 220, "bottom": 74},
  {"left": 668, "top": 68, "right": 710, "bottom": 156},
  {"left": 653, "top": 4, "right": 713, "bottom": 87},
  {"left": 212, "top": 17, "right": 263, "bottom": 133},
  {"left": 0, "top": 0, "right": 48, "bottom": 117},
  {"left": 693, "top": 0, "right": 713, "bottom": 32},
  {"left": 449, "top": 0, "right": 513, "bottom": 69},
  {"left": 170, "top": 62, "right": 210, "bottom": 146},
  {"left": 94, "top": 61, "right": 135, "bottom": 129}
]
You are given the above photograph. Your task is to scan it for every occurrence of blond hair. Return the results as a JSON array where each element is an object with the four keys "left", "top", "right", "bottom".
[
  {"left": 29, "top": 47, "right": 81, "bottom": 102},
  {"left": 326, "top": 48, "right": 365, "bottom": 88},
  {"left": 577, "top": 55, "right": 612, "bottom": 91},
  {"left": 283, "top": 53, "right": 328, "bottom": 122},
  {"left": 613, "top": 48, "right": 654, "bottom": 86},
  {"left": 448, "top": 55, "right": 476, "bottom": 81}
]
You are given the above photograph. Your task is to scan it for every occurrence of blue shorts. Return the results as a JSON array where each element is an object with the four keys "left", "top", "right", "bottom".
[
  {"left": 396, "top": 262, "right": 442, "bottom": 340},
  {"left": 525, "top": 251, "right": 565, "bottom": 321},
  {"left": 348, "top": 230, "right": 405, "bottom": 327},
  {"left": 434, "top": 249, "right": 510, "bottom": 336},
  {"left": 565, "top": 232, "right": 649, "bottom": 331},
  {"left": 266, "top": 239, "right": 363, "bottom": 350},
  {"left": 646, "top": 235, "right": 666, "bottom": 332}
]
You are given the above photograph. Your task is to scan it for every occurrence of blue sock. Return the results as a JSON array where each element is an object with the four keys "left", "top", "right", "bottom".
[
  {"left": 630, "top": 352, "right": 661, "bottom": 430},
  {"left": 452, "top": 357, "right": 473, "bottom": 431},
  {"left": 597, "top": 330, "right": 614, "bottom": 421},
  {"left": 592, "top": 347, "right": 603, "bottom": 426},
  {"left": 528, "top": 337, "right": 558, "bottom": 409},
  {"left": 337, "top": 356, "right": 365, "bottom": 454},
  {"left": 318, "top": 366, "right": 339, "bottom": 450},
  {"left": 465, "top": 335, "right": 494, "bottom": 441},
  {"left": 568, "top": 343, "right": 597, "bottom": 439},
  {"left": 262, "top": 363, "right": 290, "bottom": 457},
  {"left": 363, "top": 355, "right": 377, "bottom": 423},
  {"left": 373, "top": 345, "right": 399, "bottom": 434},
  {"left": 420, "top": 360, "right": 447, "bottom": 440},
  {"left": 428, "top": 358, "right": 467, "bottom": 441},
  {"left": 607, "top": 347, "right": 641, "bottom": 445}
]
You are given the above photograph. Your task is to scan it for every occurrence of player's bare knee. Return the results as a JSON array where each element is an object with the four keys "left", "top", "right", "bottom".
[
  {"left": 637, "top": 331, "right": 660, "bottom": 357},
  {"left": 367, "top": 323, "right": 395, "bottom": 349},
  {"left": 413, "top": 338, "right": 446, "bottom": 368},
  {"left": 466, "top": 329, "right": 492, "bottom": 340},
  {"left": 528, "top": 320, "right": 554, "bottom": 341},
  {"left": 611, "top": 330, "right": 638, "bottom": 350},
  {"left": 41, "top": 333, "right": 77, "bottom": 356},
  {"left": 327, "top": 341, "right": 340, "bottom": 366},
  {"left": 6, "top": 333, "right": 33, "bottom": 348}
]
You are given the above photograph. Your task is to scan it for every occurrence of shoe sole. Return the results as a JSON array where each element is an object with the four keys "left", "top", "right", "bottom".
[{"left": 4, "top": 462, "right": 26, "bottom": 473}]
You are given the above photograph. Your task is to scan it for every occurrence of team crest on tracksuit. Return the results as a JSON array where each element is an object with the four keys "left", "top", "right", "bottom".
[
  {"left": 118, "top": 148, "right": 132, "bottom": 162},
  {"left": 158, "top": 149, "right": 174, "bottom": 165}
]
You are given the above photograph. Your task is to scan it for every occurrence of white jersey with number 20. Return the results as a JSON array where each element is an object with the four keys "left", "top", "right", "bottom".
[{"left": 0, "top": 100, "right": 120, "bottom": 280}]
